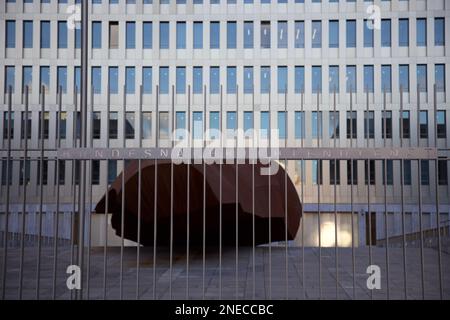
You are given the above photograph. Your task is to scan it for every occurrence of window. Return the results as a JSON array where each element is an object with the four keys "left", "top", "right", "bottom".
[
  {"left": 193, "top": 66, "right": 203, "bottom": 94},
  {"left": 437, "top": 111, "right": 446, "bottom": 139},
  {"left": 421, "top": 160, "right": 429, "bottom": 185},
  {"left": 382, "top": 160, "right": 393, "bottom": 185},
  {"left": 261, "top": 21, "right": 271, "bottom": 48},
  {"left": 364, "top": 111, "right": 374, "bottom": 139},
  {"left": 399, "top": 65, "right": 409, "bottom": 92},
  {"left": 294, "top": 21, "right": 305, "bottom": 48},
  {"left": 143, "top": 22, "right": 153, "bottom": 49},
  {"left": 401, "top": 111, "right": 410, "bottom": 139},
  {"left": 21, "top": 111, "right": 32, "bottom": 140},
  {"left": 363, "top": 19, "right": 374, "bottom": 47},
  {"left": 244, "top": 21, "right": 253, "bottom": 48},
  {"left": 91, "top": 160, "right": 100, "bottom": 185},
  {"left": 210, "top": 112, "right": 220, "bottom": 139},
  {"left": 38, "top": 111, "right": 50, "bottom": 139},
  {"left": 109, "top": 21, "right": 119, "bottom": 49},
  {"left": 417, "top": 64, "right": 427, "bottom": 92},
  {"left": 329, "top": 111, "right": 339, "bottom": 139},
  {"left": 6, "top": 20, "right": 16, "bottom": 48},
  {"left": 278, "top": 111, "right": 286, "bottom": 139},
  {"left": 312, "top": 160, "right": 322, "bottom": 185},
  {"left": 193, "top": 22, "right": 203, "bottom": 49},
  {"left": 382, "top": 111, "right": 392, "bottom": 139},
  {"left": 22, "top": 66, "right": 32, "bottom": 93},
  {"left": 226, "top": 111, "right": 236, "bottom": 138},
  {"left": 109, "top": 66, "right": 118, "bottom": 94},
  {"left": 125, "top": 112, "right": 135, "bottom": 139},
  {"left": 381, "top": 19, "right": 391, "bottom": 47},
  {"left": 312, "top": 111, "right": 322, "bottom": 139},
  {"left": 193, "top": 111, "right": 203, "bottom": 140},
  {"left": 175, "top": 112, "right": 186, "bottom": 140},
  {"left": 244, "top": 66, "right": 253, "bottom": 94},
  {"left": 75, "top": 26, "right": 81, "bottom": 49},
  {"left": 39, "top": 66, "right": 50, "bottom": 92},
  {"left": 92, "top": 66, "right": 101, "bottom": 94},
  {"left": 381, "top": 65, "right": 392, "bottom": 92},
  {"left": 160, "top": 22, "right": 169, "bottom": 49},
  {"left": 364, "top": 65, "right": 374, "bottom": 93},
  {"left": 57, "top": 111, "right": 67, "bottom": 140},
  {"left": 330, "top": 160, "right": 340, "bottom": 185},
  {"left": 420, "top": 111, "right": 428, "bottom": 139},
  {"left": 312, "top": 66, "right": 322, "bottom": 93},
  {"left": 227, "top": 21, "right": 237, "bottom": 49},
  {"left": 364, "top": 160, "right": 376, "bottom": 185},
  {"left": 57, "top": 66, "right": 67, "bottom": 93},
  {"left": 399, "top": 18, "right": 409, "bottom": 47},
  {"left": 329, "top": 20, "right": 339, "bottom": 48},
  {"left": 210, "top": 67, "right": 220, "bottom": 94},
  {"left": 278, "top": 66, "right": 287, "bottom": 93},
  {"left": 210, "top": 22, "right": 220, "bottom": 49},
  {"left": 261, "top": 66, "right": 270, "bottom": 94},
  {"left": 434, "top": 18, "right": 445, "bottom": 46},
  {"left": 109, "top": 112, "right": 118, "bottom": 139},
  {"left": 227, "top": 66, "right": 236, "bottom": 94},
  {"left": 92, "top": 21, "right": 102, "bottom": 48},
  {"left": 277, "top": 21, "right": 287, "bottom": 48},
  {"left": 346, "top": 111, "right": 357, "bottom": 139},
  {"left": 5, "top": 66, "right": 15, "bottom": 93},
  {"left": 108, "top": 160, "right": 117, "bottom": 184},
  {"left": 176, "top": 66, "right": 186, "bottom": 94},
  {"left": 176, "top": 22, "right": 186, "bottom": 49},
  {"left": 243, "top": 111, "right": 253, "bottom": 136},
  {"left": 295, "top": 66, "right": 305, "bottom": 94},
  {"left": 404, "top": 160, "right": 412, "bottom": 186},
  {"left": 92, "top": 111, "right": 101, "bottom": 139},
  {"left": 3, "top": 111, "right": 14, "bottom": 140},
  {"left": 329, "top": 66, "right": 339, "bottom": 92},
  {"left": 142, "top": 112, "right": 152, "bottom": 139},
  {"left": 36, "top": 160, "right": 48, "bottom": 186},
  {"left": 41, "top": 21, "right": 50, "bottom": 48},
  {"left": 58, "top": 21, "right": 68, "bottom": 48},
  {"left": 346, "top": 65, "right": 356, "bottom": 93},
  {"left": 347, "top": 160, "right": 358, "bottom": 185},
  {"left": 346, "top": 20, "right": 356, "bottom": 48},
  {"left": 125, "top": 67, "right": 135, "bottom": 94},
  {"left": 295, "top": 111, "right": 304, "bottom": 139},
  {"left": 311, "top": 20, "right": 322, "bottom": 48},
  {"left": 143, "top": 67, "right": 152, "bottom": 94},
  {"left": 23, "top": 21, "right": 33, "bottom": 48},
  {"left": 435, "top": 64, "right": 445, "bottom": 92},
  {"left": 416, "top": 18, "right": 426, "bottom": 47},
  {"left": 260, "top": 111, "right": 270, "bottom": 139},
  {"left": 126, "top": 22, "right": 136, "bottom": 49},
  {"left": 159, "top": 67, "right": 169, "bottom": 94},
  {"left": 438, "top": 160, "right": 448, "bottom": 185},
  {"left": 75, "top": 66, "right": 80, "bottom": 93}
]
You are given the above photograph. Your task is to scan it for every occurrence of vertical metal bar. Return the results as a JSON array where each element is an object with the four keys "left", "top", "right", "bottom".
[
  {"left": 70, "top": 86, "right": 78, "bottom": 300},
  {"left": 152, "top": 85, "right": 159, "bottom": 299},
  {"left": 218, "top": 85, "right": 223, "bottom": 300},
  {"left": 300, "top": 90, "right": 305, "bottom": 300},
  {"left": 19, "top": 86, "right": 29, "bottom": 299},
  {"left": 317, "top": 89, "right": 322, "bottom": 299},
  {"left": 432, "top": 83, "right": 443, "bottom": 300},
  {"left": 284, "top": 88, "right": 288, "bottom": 300},
  {"left": 136, "top": 85, "right": 143, "bottom": 300},
  {"left": 169, "top": 85, "right": 175, "bottom": 300},
  {"left": 119, "top": 85, "right": 126, "bottom": 300},
  {"left": 36, "top": 85, "right": 45, "bottom": 300},
  {"left": 202, "top": 85, "right": 207, "bottom": 300},
  {"left": 252, "top": 88, "right": 255, "bottom": 300},
  {"left": 349, "top": 86, "right": 356, "bottom": 300},
  {"left": 416, "top": 84, "right": 425, "bottom": 299},
  {"left": 365, "top": 87, "right": 373, "bottom": 300},
  {"left": 268, "top": 87, "right": 272, "bottom": 300},
  {"left": 333, "top": 88, "right": 338, "bottom": 299},
  {"left": 186, "top": 85, "right": 191, "bottom": 300},
  {"left": 383, "top": 88, "right": 390, "bottom": 299},
  {"left": 235, "top": 84, "right": 239, "bottom": 300},
  {"left": 399, "top": 86, "right": 407, "bottom": 299},
  {"left": 102, "top": 85, "right": 110, "bottom": 300}
]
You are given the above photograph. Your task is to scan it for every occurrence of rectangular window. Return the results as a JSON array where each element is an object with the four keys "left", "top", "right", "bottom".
[
  {"left": 6, "top": 20, "right": 15, "bottom": 48},
  {"left": 295, "top": 66, "right": 305, "bottom": 94},
  {"left": 401, "top": 111, "right": 410, "bottom": 139},
  {"left": 93, "top": 112, "right": 101, "bottom": 139},
  {"left": 346, "top": 20, "right": 356, "bottom": 48},
  {"left": 261, "top": 66, "right": 270, "bottom": 94},
  {"left": 175, "top": 111, "right": 186, "bottom": 140},
  {"left": 244, "top": 66, "right": 253, "bottom": 94},
  {"left": 176, "top": 66, "right": 186, "bottom": 94},
  {"left": 438, "top": 160, "right": 448, "bottom": 185},
  {"left": 294, "top": 21, "right": 305, "bottom": 48},
  {"left": 364, "top": 65, "right": 374, "bottom": 93},
  {"left": 363, "top": 19, "right": 374, "bottom": 47},
  {"left": 57, "top": 66, "right": 67, "bottom": 93},
  {"left": 91, "top": 160, "right": 100, "bottom": 185},
  {"left": 295, "top": 111, "right": 304, "bottom": 139},
  {"left": 277, "top": 21, "right": 287, "bottom": 48},
  {"left": 143, "top": 66, "right": 152, "bottom": 94},
  {"left": 346, "top": 65, "right": 356, "bottom": 93},
  {"left": 364, "top": 160, "right": 376, "bottom": 185},
  {"left": 437, "top": 111, "right": 446, "bottom": 139},
  {"left": 243, "top": 111, "right": 253, "bottom": 137},
  {"left": 22, "top": 66, "right": 32, "bottom": 93},
  {"left": 75, "top": 26, "right": 81, "bottom": 49},
  {"left": 193, "top": 66, "right": 203, "bottom": 94},
  {"left": 39, "top": 66, "right": 50, "bottom": 92},
  {"left": 278, "top": 66, "right": 287, "bottom": 93},
  {"left": 399, "top": 18, "right": 409, "bottom": 47},
  {"left": 92, "top": 21, "right": 102, "bottom": 48},
  {"left": 109, "top": 112, "right": 118, "bottom": 139},
  {"left": 176, "top": 21, "right": 186, "bottom": 49},
  {"left": 109, "top": 66, "right": 118, "bottom": 94},
  {"left": 38, "top": 111, "right": 50, "bottom": 139},
  {"left": 58, "top": 111, "right": 67, "bottom": 140},
  {"left": 75, "top": 66, "right": 81, "bottom": 93},
  {"left": 143, "top": 22, "right": 153, "bottom": 49},
  {"left": 227, "top": 66, "right": 236, "bottom": 94},
  {"left": 91, "top": 66, "right": 101, "bottom": 94},
  {"left": 58, "top": 21, "right": 68, "bottom": 48},
  {"left": 244, "top": 21, "right": 253, "bottom": 48},
  {"left": 329, "top": 111, "right": 339, "bottom": 139},
  {"left": 2, "top": 111, "right": 14, "bottom": 140},
  {"left": 364, "top": 111, "right": 374, "bottom": 139},
  {"left": 159, "top": 67, "right": 169, "bottom": 94},
  {"left": 420, "top": 111, "right": 428, "bottom": 139},
  {"left": 125, "top": 66, "right": 135, "bottom": 94},
  {"left": 126, "top": 21, "right": 136, "bottom": 49},
  {"left": 381, "top": 19, "right": 391, "bottom": 47},
  {"left": 57, "top": 160, "right": 65, "bottom": 185},
  {"left": 382, "top": 111, "right": 392, "bottom": 139},
  {"left": 260, "top": 111, "right": 270, "bottom": 140},
  {"left": 210, "top": 22, "right": 220, "bottom": 49},
  {"left": 417, "top": 64, "right": 427, "bottom": 92},
  {"left": 23, "top": 21, "right": 33, "bottom": 48},
  {"left": 346, "top": 111, "right": 357, "bottom": 139},
  {"left": 434, "top": 18, "right": 445, "bottom": 46},
  {"left": 106, "top": 22, "right": 119, "bottom": 48},
  {"left": 21, "top": 111, "right": 32, "bottom": 140},
  {"left": 404, "top": 160, "right": 412, "bottom": 185},
  {"left": 416, "top": 18, "right": 427, "bottom": 47},
  {"left": 193, "top": 22, "right": 203, "bottom": 49},
  {"left": 5, "top": 66, "right": 15, "bottom": 93},
  {"left": 312, "top": 66, "right": 322, "bottom": 93},
  {"left": 160, "top": 22, "right": 169, "bottom": 49},
  {"left": 209, "top": 67, "right": 220, "bottom": 94},
  {"left": 329, "top": 65, "right": 339, "bottom": 93},
  {"left": 311, "top": 20, "right": 322, "bottom": 48},
  {"left": 108, "top": 160, "right": 117, "bottom": 184},
  {"left": 226, "top": 111, "right": 236, "bottom": 138},
  {"left": 312, "top": 160, "right": 323, "bottom": 185},
  {"left": 347, "top": 160, "right": 358, "bottom": 185},
  {"left": 381, "top": 65, "right": 392, "bottom": 92},
  {"left": 382, "top": 160, "right": 393, "bottom": 185},
  {"left": 330, "top": 160, "right": 340, "bottom": 185},
  {"left": 421, "top": 160, "right": 429, "bottom": 185},
  {"left": 261, "top": 21, "right": 271, "bottom": 48},
  {"left": 435, "top": 64, "right": 445, "bottom": 92},
  {"left": 142, "top": 112, "right": 152, "bottom": 139},
  {"left": 41, "top": 21, "right": 50, "bottom": 48},
  {"left": 36, "top": 160, "right": 48, "bottom": 186},
  {"left": 125, "top": 112, "right": 135, "bottom": 139},
  {"left": 312, "top": 111, "right": 322, "bottom": 139},
  {"left": 227, "top": 21, "right": 237, "bottom": 49},
  {"left": 210, "top": 111, "right": 220, "bottom": 139},
  {"left": 329, "top": 20, "right": 339, "bottom": 48},
  {"left": 278, "top": 111, "right": 286, "bottom": 139},
  {"left": 192, "top": 111, "right": 203, "bottom": 140},
  {"left": 399, "top": 64, "right": 409, "bottom": 92}
]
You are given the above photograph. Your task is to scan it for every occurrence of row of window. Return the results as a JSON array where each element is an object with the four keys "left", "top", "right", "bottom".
[
  {"left": 2, "top": 109, "right": 447, "bottom": 141},
  {"left": 4, "top": 64, "right": 446, "bottom": 95},
  {"left": 5, "top": 17, "right": 445, "bottom": 50},
  {"left": 1, "top": 158, "right": 448, "bottom": 187}
]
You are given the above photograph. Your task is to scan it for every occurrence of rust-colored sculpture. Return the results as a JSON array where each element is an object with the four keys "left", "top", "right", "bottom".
[{"left": 95, "top": 160, "right": 301, "bottom": 246}]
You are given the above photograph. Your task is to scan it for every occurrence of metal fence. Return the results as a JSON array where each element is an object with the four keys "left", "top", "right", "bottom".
[{"left": 0, "top": 81, "right": 449, "bottom": 300}]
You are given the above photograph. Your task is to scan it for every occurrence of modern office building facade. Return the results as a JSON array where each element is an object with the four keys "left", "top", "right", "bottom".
[{"left": 0, "top": 0, "right": 449, "bottom": 248}]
